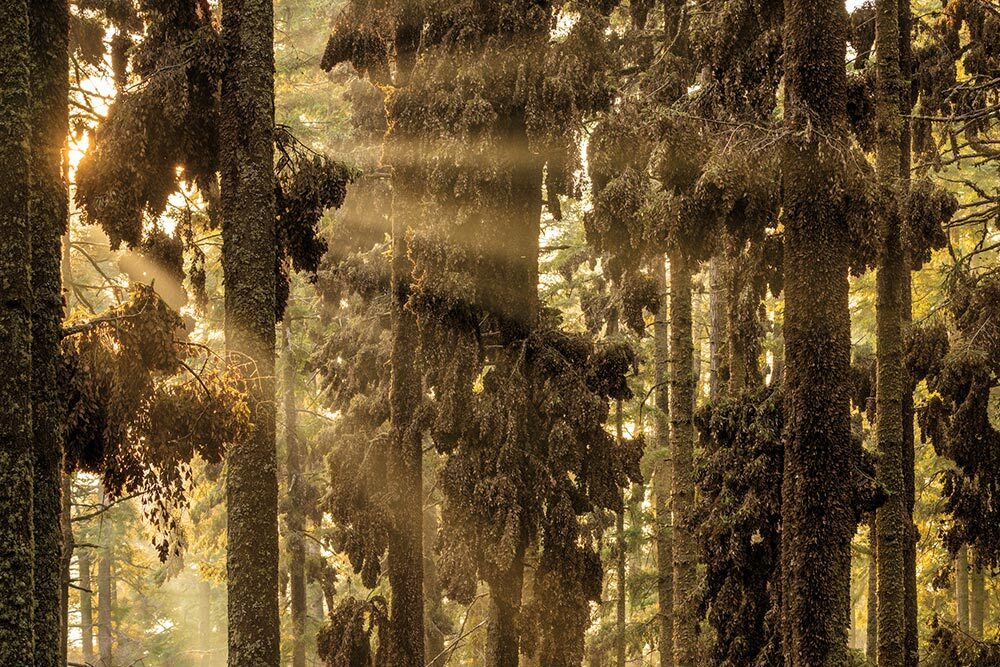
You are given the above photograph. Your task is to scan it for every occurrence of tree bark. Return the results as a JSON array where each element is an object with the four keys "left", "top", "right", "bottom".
[
  {"left": 669, "top": 251, "right": 697, "bottom": 666},
  {"left": 780, "top": 0, "right": 855, "bottom": 663},
  {"left": 486, "top": 552, "right": 525, "bottom": 667},
  {"left": 0, "top": 0, "right": 34, "bottom": 660},
  {"left": 62, "top": 473, "right": 74, "bottom": 665},
  {"left": 898, "top": 0, "right": 919, "bottom": 661},
  {"left": 387, "top": 170, "right": 425, "bottom": 667},
  {"left": 874, "top": 0, "right": 907, "bottom": 663},
  {"left": 653, "top": 256, "right": 674, "bottom": 667},
  {"left": 220, "top": 0, "right": 280, "bottom": 661},
  {"left": 80, "top": 549, "right": 95, "bottom": 666},
  {"left": 867, "top": 521, "right": 877, "bottom": 665},
  {"left": 198, "top": 579, "right": 212, "bottom": 667},
  {"left": 708, "top": 257, "right": 726, "bottom": 401},
  {"left": 616, "top": 397, "right": 626, "bottom": 667},
  {"left": 98, "top": 525, "right": 113, "bottom": 666},
  {"left": 970, "top": 557, "right": 985, "bottom": 640},
  {"left": 385, "top": 32, "right": 426, "bottom": 666},
  {"left": 424, "top": 497, "right": 446, "bottom": 664},
  {"left": 955, "top": 545, "right": 970, "bottom": 633},
  {"left": 282, "top": 320, "right": 306, "bottom": 667},
  {"left": 29, "top": 2, "right": 69, "bottom": 664}
]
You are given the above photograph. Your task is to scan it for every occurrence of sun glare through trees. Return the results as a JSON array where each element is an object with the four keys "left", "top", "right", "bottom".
[{"left": 0, "top": 1, "right": 998, "bottom": 666}]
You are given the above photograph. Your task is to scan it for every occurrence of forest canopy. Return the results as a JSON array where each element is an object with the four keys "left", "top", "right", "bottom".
[{"left": 0, "top": 0, "right": 998, "bottom": 666}]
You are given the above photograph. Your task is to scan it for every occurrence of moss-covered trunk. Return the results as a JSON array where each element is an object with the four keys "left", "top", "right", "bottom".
[
  {"left": 970, "top": 558, "right": 984, "bottom": 640},
  {"left": 28, "top": 2, "right": 69, "bottom": 664},
  {"left": 955, "top": 545, "right": 969, "bottom": 632},
  {"left": 387, "top": 169, "right": 425, "bottom": 667},
  {"left": 0, "top": 0, "right": 35, "bottom": 660},
  {"left": 669, "top": 250, "right": 697, "bottom": 666},
  {"left": 780, "top": 0, "right": 854, "bottom": 663},
  {"left": 866, "top": 522, "right": 876, "bottom": 664},
  {"left": 220, "top": 0, "right": 279, "bottom": 661},
  {"left": 484, "top": 108, "right": 542, "bottom": 667},
  {"left": 652, "top": 256, "right": 673, "bottom": 667},
  {"left": 282, "top": 320, "right": 306, "bottom": 667},
  {"left": 897, "top": 2, "right": 919, "bottom": 663},
  {"left": 874, "top": 0, "right": 907, "bottom": 663},
  {"left": 486, "top": 551, "right": 525, "bottom": 667}
]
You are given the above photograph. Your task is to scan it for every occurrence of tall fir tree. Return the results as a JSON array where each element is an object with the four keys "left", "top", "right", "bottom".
[
  {"left": 0, "top": 0, "right": 35, "bottom": 660},
  {"left": 29, "top": 1, "right": 69, "bottom": 663}
]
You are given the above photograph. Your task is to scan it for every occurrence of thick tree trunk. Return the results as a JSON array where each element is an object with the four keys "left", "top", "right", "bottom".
[
  {"left": 98, "top": 533, "right": 113, "bottom": 666},
  {"left": 652, "top": 256, "right": 674, "bottom": 667},
  {"left": 387, "top": 179, "right": 425, "bottom": 667},
  {"left": 874, "top": 0, "right": 907, "bottom": 663},
  {"left": 385, "top": 36, "right": 426, "bottom": 666},
  {"left": 80, "top": 549, "right": 95, "bottom": 666},
  {"left": 970, "top": 558, "right": 985, "bottom": 640},
  {"left": 780, "top": 0, "right": 855, "bottom": 663},
  {"left": 521, "top": 544, "right": 540, "bottom": 667},
  {"left": 955, "top": 546, "right": 970, "bottom": 632},
  {"left": 220, "top": 0, "right": 280, "bottom": 662},
  {"left": 0, "top": 0, "right": 35, "bottom": 661},
  {"left": 866, "top": 522, "right": 877, "bottom": 665},
  {"left": 486, "top": 552, "right": 525, "bottom": 667},
  {"left": 669, "top": 251, "right": 697, "bottom": 666},
  {"left": 282, "top": 320, "right": 307, "bottom": 667},
  {"left": 898, "top": 1, "right": 919, "bottom": 662},
  {"left": 29, "top": 2, "right": 69, "bottom": 664}
]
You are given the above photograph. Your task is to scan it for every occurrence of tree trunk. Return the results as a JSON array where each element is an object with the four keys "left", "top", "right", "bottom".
[
  {"left": 874, "top": 0, "right": 907, "bottom": 663},
  {"left": 898, "top": 0, "right": 919, "bottom": 662},
  {"left": 282, "top": 320, "right": 306, "bottom": 667},
  {"left": 616, "top": 398, "right": 626, "bottom": 667},
  {"left": 385, "top": 32, "right": 426, "bottom": 666},
  {"left": 29, "top": 2, "right": 69, "bottom": 664},
  {"left": 424, "top": 497, "right": 446, "bottom": 664},
  {"left": 669, "top": 251, "right": 697, "bottom": 666},
  {"left": 708, "top": 257, "right": 726, "bottom": 400},
  {"left": 970, "top": 557, "right": 984, "bottom": 640},
  {"left": 387, "top": 168, "right": 425, "bottom": 667},
  {"left": 0, "top": 0, "right": 35, "bottom": 661},
  {"left": 780, "top": 0, "right": 855, "bottom": 662},
  {"left": 653, "top": 256, "right": 674, "bottom": 667},
  {"left": 219, "top": 0, "right": 280, "bottom": 661},
  {"left": 98, "top": 528, "right": 113, "bottom": 666},
  {"left": 61, "top": 473, "right": 75, "bottom": 665},
  {"left": 199, "top": 579, "right": 212, "bottom": 666},
  {"left": 866, "top": 521, "right": 877, "bottom": 665},
  {"left": 80, "top": 549, "right": 95, "bottom": 666},
  {"left": 653, "top": 256, "right": 673, "bottom": 667},
  {"left": 956, "top": 545, "right": 970, "bottom": 633},
  {"left": 521, "top": 544, "right": 540, "bottom": 667},
  {"left": 486, "top": 553, "right": 525, "bottom": 667}
]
